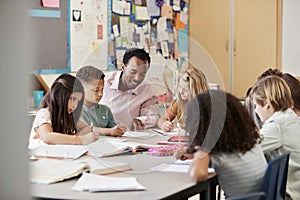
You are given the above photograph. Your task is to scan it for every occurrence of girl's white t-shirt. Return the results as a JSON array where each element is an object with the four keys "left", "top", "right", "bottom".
[{"left": 28, "top": 108, "right": 51, "bottom": 149}]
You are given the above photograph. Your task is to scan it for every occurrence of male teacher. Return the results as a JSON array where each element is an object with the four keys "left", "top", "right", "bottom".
[{"left": 100, "top": 48, "right": 160, "bottom": 130}]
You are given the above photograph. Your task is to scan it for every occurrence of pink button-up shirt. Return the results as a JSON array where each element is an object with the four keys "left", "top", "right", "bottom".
[{"left": 100, "top": 71, "right": 160, "bottom": 128}]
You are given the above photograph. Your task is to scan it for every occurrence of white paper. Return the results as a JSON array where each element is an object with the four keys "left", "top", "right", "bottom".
[
  {"left": 112, "top": 0, "right": 130, "bottom": 15},
  {"left": 119, "top": 17, "right": 129, "bottom": 37},
  {"left": 180, "top": 11, "right": 188, "bottom": 25},
  {"left": 151, "top": 163, "right": 215, "bottom": 173},
  {"left": 135, "top": 6, "right": 150, "bottom": 20},
  {"left": 157, "top": 17, "right": 169, "bottom": 42},
  {"left": 173, "top": 159, "right": 193, "bottom": 165},
  {"left": 161, "top": 41, "right": 169, "bottom": 57},
  {"left": 113, "top": 24, "right": 119, "bottom": 37},
  {"left": 123, "top": 130, "right": 156, "bottom": 138},
  {"left": 72, "top": 173, "right": 145, "bottom": 192},
  {"left": 151, "top": 163, "right": 189, "bottom": 173},
  {"left": 146, "top": 0, "right": 160, "bottom": 16}
]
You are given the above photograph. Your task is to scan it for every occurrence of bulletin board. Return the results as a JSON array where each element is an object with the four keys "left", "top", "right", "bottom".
[
  {"left": 69, "top": 0, "right": 189, "bottom": 96},
  {"left": 30, "top": 0, "right": 189, "bottom": 89}
]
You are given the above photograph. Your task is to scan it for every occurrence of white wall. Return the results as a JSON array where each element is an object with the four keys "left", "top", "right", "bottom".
[{"left": 282, "top": 0, "right": 300, "bottom": 76}]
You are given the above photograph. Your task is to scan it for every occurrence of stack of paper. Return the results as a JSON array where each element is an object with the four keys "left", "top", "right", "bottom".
[{"left": 72, "top": 173, "right": 145, "bottom": 192}]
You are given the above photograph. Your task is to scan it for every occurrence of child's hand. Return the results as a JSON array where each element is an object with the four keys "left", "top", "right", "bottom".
[
  {"left": 162, "top": 121, "right": 174, "bottom": 132},
  {"left": 109, "top": 124, "right": 127, "bottom": 137},
  {"left": 79, "top": 132, "right": 99, "bottom": 145},
  {"left": 174, "top": 147, "right": 194, "bottom": 160}
]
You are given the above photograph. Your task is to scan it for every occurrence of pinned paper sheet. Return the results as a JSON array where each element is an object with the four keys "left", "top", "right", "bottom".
[
  {"left": 97, "top": 24, "right": 103, "bottom": 40},
  {"left": 135, "top": 6, "right": 150, "bottom": 20},
  {"left": 42, "top": 0, "right": 60, "bottom": 8},
  {"left": 161, "top": 41, "right": 169, "bottom": 57},
  {"left": 146, "top": 0, "right": 160, "bottom": 17},
  {"left": 157, "top": 17, "right": 169, "bottom": 42},
  {"left": 119, "top": 17, "right": 130, "bottom": 36},
  {"left": 161, "top": 5, "right": 173, "bottom": 19},
  {"left": 113, "top": 24, "right": 119, "bottom": 37},
  {"left": 112, "top": 0, "right": 131, "bottom": 15}
]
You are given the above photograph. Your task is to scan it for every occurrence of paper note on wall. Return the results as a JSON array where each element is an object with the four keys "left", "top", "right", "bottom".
[
  {"left": 157, "top": 17, "right": 169, "bottom": 42},
  {"left": 135, "top": 6, "right": 150, "bottom": 20},
  {"left": 42, "top": 0, "right": 60, "bottom": 8}
]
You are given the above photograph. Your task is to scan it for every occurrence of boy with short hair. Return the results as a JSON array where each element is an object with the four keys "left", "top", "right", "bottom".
[{"left": 76, "top": 65, "right": 127, "bottom": 137}]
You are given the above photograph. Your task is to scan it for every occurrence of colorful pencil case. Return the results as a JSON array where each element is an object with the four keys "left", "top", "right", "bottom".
[{"left": 148, "top": 145, "right": 179, "bottom": 156}]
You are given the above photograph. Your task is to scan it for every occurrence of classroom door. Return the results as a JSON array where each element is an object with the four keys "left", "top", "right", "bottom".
[
  {"left": 189, "top": 0, "right": 281, "bottom": 98},
  {"left": 189, "top": 0, "right": 230, "bottom": 91},
  {"left": 232, "top": 0, "right": 278, "bottom": 97}
]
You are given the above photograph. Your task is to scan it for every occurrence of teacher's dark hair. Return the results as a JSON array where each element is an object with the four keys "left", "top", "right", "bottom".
[{"left": 122, "top": 48, "right": 151, "bottom": 67}]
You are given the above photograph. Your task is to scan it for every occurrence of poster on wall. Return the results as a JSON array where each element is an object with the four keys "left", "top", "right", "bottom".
[{"left": 70, "top": 0, "right": 108, "bottom": 71}]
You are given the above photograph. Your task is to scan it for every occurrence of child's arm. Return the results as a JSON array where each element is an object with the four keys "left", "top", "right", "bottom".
[
  {"left": 157, "top": 103, "right": 176, "bottom": 132},
  {"left": 37, "top": 123, "right": 99, "bottom": 145},
  {"left": 77, "top": 120, "right": 126, "bottom": 137},
  {"left": 157, "top": 115, "right": 175, "bottom": 132},
  {"left": 93, "top": 125, "right": 127, "bottom": 137},
  {"left": 188, "top": 150, "right": 210, "bottom": 182}
]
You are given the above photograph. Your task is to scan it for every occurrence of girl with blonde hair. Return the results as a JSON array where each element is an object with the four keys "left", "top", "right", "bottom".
[{"left": 157, "top": 66, "right": 209, "bottom": 132}]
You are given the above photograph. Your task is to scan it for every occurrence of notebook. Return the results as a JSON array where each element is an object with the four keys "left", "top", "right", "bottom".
[
  {"left": 29, "top": 144, "right": 87, "bottom": 159},
  {"left": 30, "top": 157, "right": 131, "bottom": 184},
  {"left": 87, "top": 138, "right": 159, "bottom": 157}
]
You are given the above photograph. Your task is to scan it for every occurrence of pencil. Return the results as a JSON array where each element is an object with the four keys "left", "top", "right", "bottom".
[
  {"left": 90, "top": 122, "right": 94, "bottom": 132},
  {"left": 102, "top": 116, "right": 117, "bottom": 126},
  {"left": 177, "top": 122, "right": 181, "bottom": 147},
  {"left": 164, "top": 104, "right": 170, "bottom": 121}
]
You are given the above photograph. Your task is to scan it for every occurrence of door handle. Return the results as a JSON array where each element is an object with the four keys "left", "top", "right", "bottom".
[
  {"left": 233, "top": 40, "right": 236, "bottom": 56},
  {"left": 225, "top": 39, "right": 229, "bottom": 52}
]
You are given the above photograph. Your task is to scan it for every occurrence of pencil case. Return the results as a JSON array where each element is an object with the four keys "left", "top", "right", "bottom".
[{"left": 148, "top": 145, "right": 179, "bottom": 156}]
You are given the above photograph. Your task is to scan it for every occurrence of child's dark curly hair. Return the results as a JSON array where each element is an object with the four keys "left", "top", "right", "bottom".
[
  {"left": 122, "top": 48, "right": 151, "bottom": 66},
  {"left": 186, "top": 90, "right": 260, "bottom": 154}
]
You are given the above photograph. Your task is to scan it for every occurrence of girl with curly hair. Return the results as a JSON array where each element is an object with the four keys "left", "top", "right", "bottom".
[{"left": 178, "top": 90, "right": 267, "bottom": 198}]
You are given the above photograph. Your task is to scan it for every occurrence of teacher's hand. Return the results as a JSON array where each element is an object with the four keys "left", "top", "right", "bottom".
[{"left": 131, "top": 119, "right": 145, "bottom": 131}]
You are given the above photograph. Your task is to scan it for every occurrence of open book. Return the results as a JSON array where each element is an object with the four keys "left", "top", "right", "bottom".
[
  {"left": 87, "top": 138, "right": 159, "bottom": 157},
  {"left": 30, "top": 157, "right": 131, "bottom": 184}
]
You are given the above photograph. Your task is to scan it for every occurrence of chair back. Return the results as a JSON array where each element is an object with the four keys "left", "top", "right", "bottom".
[
  {"left": 227, "top": 192, "right": 266, "bottom": 200},
  {"left": 260, "top": 151, "right": 290, "bottom": 200}
]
